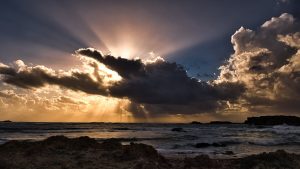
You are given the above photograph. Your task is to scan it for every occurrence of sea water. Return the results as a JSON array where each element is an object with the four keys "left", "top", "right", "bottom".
[{"left": 0, "top": 122, "right": 299, "bottom": 158}]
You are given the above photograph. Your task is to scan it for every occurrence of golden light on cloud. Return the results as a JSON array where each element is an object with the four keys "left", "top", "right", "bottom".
[
  {"left": 77, "top": 53, "right": 122, "bottom": 85},
  {"left": 0, "top": 84, "right": 134, "bottom": 122}
]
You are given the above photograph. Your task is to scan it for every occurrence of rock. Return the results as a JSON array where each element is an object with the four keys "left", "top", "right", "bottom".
[
  {"left": 184, "top": 155, "right": 213, "bottom": 168},
  {"left": 244, "top": 115, "right": 300, "bottom": 126},
  {"left": 122, "top": 142, "right": 162, "bottom": 160},
  {"left": 121, "top": 143, "right": 170, "bottom": 168},
  {"left": 239, "top": 150, "right": 300, "bottom": 169},
  {"left": 100, "top": 138, "right": 122, "bottom": 151},
  {"left": 171, "top": 127, "right": 185, "bottom": 132},
  {"left": 209, "top": 121, "right": 233, "bottom": 124},
  {"left": 190, "top": 121, "right": 202, "bottom": 124},
  {"left": 224, "top": 151, "right": 234, "bottom": 155},
  {"left": 0, "top": 136, "right": 299, "bottom": 169},
  {"left": 0, "top": 159, "right": 9, "bottom": 169},
  {"left": 0, "top": 136, "right": 170, "bottom": 169},
  {"left": 131, "top": 160, "right": 160, "bottom": 169},
  {"left": 183, "top": 155, "right": 236, "bottom": 169},
  {"left": 0, "top": 120, "right": 12, "bottom": 123}
]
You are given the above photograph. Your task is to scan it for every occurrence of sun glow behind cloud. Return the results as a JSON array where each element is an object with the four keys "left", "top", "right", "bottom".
[{"left": 108, "top": 44, "right": 136, "bottom": 59}]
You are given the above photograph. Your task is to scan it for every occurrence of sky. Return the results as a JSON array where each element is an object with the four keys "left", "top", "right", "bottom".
[{"left": 0, "top": 0, "right": 300, "bottom": 122}]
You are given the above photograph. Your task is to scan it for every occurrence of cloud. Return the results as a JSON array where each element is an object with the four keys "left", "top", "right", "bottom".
[
  {"left": 0, "top": 50, "right": 244, "bottom": 118},
  {"left": 218, "top": 13, "right": 300, "bottom": 114},
  {"left": 77, "top": 48, "right": 245, "bottom": 116},
  {"left": 76, "top": 48, "right": 145, "bottom": 78},
  {"left": 1, "top": 13, "right": 300, "bottom": 120},
  {"left": 0, "top": 60, "right": 107, "bottom": 95},
  {"left": 57, "top": 96, "right": 86, "bottom": 105}
]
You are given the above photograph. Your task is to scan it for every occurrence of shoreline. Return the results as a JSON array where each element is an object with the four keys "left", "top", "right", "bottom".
[{"left": 0, "top": 136, "right": 300, "bottom": 169}]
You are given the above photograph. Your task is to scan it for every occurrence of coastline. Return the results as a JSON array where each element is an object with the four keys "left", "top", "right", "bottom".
[{"left": 0, "top": 136, "right": 299, "bottom": 169}]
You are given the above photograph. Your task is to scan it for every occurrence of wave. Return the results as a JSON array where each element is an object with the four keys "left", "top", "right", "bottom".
[
  {"left": 248, "top": 140, "right": 300, "bottom": 146},
  {"left": 171, "top": 140, "right": 242, "bottom": 149}
]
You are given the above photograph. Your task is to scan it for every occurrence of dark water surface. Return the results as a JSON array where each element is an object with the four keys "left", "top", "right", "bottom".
[{"left": 0, "top": 122, "right": 299, "bottom": 158}]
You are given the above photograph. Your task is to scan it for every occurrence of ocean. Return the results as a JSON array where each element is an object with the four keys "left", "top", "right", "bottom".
[{"left": 0, "top": 122, "right": 299, "bottom": 158}]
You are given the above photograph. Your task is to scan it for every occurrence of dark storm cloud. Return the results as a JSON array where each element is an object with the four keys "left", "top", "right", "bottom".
[
  {"left": 0, "top": 62, "right": 107, "bottom": 95},
  {"left": 78, "top": 48, "right": 245, "bottom": 116},
  {"left": 76, "top": 49, "right": 145, "bottom": 78}
]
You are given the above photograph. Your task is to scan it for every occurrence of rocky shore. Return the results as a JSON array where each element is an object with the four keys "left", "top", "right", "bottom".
[{"left": 0, "top": 136, "right": 299, "bottom": 169}]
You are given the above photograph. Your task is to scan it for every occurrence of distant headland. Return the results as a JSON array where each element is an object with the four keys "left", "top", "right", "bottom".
[
  {"left": 244, "top": 115, "right": 300, "bottom": 126},
  {"left": 190, "top": 115, "right": 300, "bottom": 126},
  {"left": 0, "top": 120, "right": 12, "bottom": 123}
]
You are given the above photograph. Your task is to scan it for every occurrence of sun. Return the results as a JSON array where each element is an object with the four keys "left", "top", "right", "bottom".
[{"left": 109, "top": 45, "right": 135, "bottom": 59}]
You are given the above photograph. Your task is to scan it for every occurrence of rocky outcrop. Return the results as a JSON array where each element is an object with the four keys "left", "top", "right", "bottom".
[
  {"left": 239, "top": 150, "right": 300, "bottom": 169},
  {"left": 183, "top": 150, "right": 300, "bottom": 169},
  {"left": 0, "top": 136, "right": 299, "bottom": 169},
  {"left": 190, "top": 121, "right": 202, "bottom": 124},
  {"left": 245, "top": 115, "right": 300, "bottom": 126},
  {"left": 0, "top": 120, "right": 12, "bottom": 123},
  {"left": 209, "top": 121, "right": 233, "bottom": 124},
  {"left": 0, "top": 136, "right": 170, "bottom": 169},
  {"left": 183, "top": 155, "right": 238, "bottom": 169}
]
